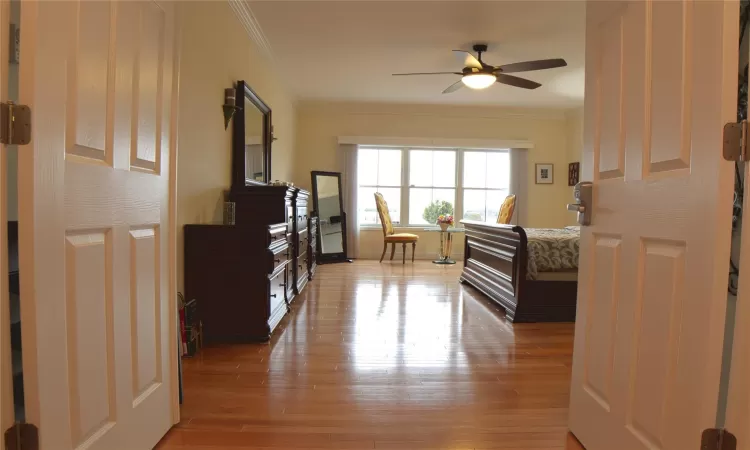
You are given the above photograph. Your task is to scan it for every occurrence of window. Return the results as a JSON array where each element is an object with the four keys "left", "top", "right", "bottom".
[
  {"left": 408, "top": 150, "right": 456, "bottom": 225},
  {"left": 358, "top": 148, "right": 402, "bottom": 225},
  {"left": 358, "top": 147, "right": 510, "bottom": 227},
  {"left": 462, "top": 151, "right": 510, "bottom": 222}
]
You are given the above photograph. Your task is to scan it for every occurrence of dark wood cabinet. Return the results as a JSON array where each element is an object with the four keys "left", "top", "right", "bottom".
[
  {"left": 230, "top": 186, "right": 297, "bottom": 302},
  {"left": 293, "top": 189, "right": 309, "bottom": 296},
  {"left": 308, "top": 216, "right": 318, "bottom": 279},
  {"left": 183, "top": 186, "right": 317, "bottom": 343},
  {"left": 183, "top": 223, "right": 290, "bottom": 343}
]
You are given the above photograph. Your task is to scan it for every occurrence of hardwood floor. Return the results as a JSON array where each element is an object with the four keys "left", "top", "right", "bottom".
[{"left": 157, "top": 261, "right": 576, "bottom": 449}]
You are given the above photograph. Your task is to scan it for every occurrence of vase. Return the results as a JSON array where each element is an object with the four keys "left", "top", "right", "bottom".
[{"left": 439, "top": 223, "right": 449, "bottom": 232}]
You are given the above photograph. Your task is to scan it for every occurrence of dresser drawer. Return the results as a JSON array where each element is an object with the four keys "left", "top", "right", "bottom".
[
  {"left": 287, "top": 205, "right": 294, "bottom": 229},
  {"left": 298, "top": 228, "right": 309, "bottom": 253},
  {"left": 268, "top": 266, "right": 287, "bottom": 331},
  {"left": 268, "top": 223, "right": 287, "bottom": 246},
  {"left": 270, "top": 242, "right": 289, "bottom": 274},
  {"left": 296, "top": 211, "right": 308, "bottom": 230}
]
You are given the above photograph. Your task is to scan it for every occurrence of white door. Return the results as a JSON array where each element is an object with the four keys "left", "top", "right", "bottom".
[
  {"left": 725, "top": 22, "right": 750, "bottom": 445},
  {"left": 18, "top": 1, "right": 179, "bottom": 448},
  {"left": 568, "top": 1, "right": 738, "bottom": 449},
  {"left": 0, "top": 0, "right": 14, "bottom": 447}
]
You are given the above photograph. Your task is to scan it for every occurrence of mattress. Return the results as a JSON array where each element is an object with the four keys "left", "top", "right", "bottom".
[{"left": 525, "top": 227, "right": 580, "bottom": 280}]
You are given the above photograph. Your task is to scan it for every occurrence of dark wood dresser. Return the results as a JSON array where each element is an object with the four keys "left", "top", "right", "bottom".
[
  {"left": 293, "top": 189, "right": 310, "bottom": 296},
  {"left": 308, "top": 216, "right": 318, "bottom": 279},
  {"left": 231, "top": 186, "right": 297, "bottom": 302},
  {"left": 183, "top": 223, "right": 290, "bottom": 343},
  {"left": 183, "top": 186, "right": 317, "bottom": 343}
]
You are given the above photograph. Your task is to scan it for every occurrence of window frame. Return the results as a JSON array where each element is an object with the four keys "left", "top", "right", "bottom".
[
  {"left": 357, "top": 148, "right": 404, "bottom": 226},
  {"left": 460, "top": 149, "right": 511, "bottom": 224},
  {"left": 358, "top": 146, "right": 510, "bottom": 228}
]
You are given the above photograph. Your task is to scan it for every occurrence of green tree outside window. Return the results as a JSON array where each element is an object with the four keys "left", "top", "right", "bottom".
[{"left": 423, "top": 200, "right": 454, "bottom": 225}]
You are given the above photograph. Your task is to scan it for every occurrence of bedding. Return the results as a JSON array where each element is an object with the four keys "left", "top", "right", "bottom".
[{"left": 525, "top": 227, "right": 580, "bottom": 280}]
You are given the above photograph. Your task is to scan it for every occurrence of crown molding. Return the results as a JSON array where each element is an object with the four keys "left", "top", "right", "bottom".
[
  {"left": 227, "top": 0, "right": 273, "bottom": 60},
  {"left": 299, "top": 100, "right": 570, "bottom": 121},
  {"left": 337, "top": 136, "right": 534, "bottom": 150}
]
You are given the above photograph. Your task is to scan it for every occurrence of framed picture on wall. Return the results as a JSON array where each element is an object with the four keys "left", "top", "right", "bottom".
[{"left": 535, "top": 163, "right": 554, "bottom": 184}]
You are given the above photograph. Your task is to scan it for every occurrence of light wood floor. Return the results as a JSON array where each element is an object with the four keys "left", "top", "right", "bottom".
[{"left": 157, "top": 261, "right": 578, "bottom": 449}]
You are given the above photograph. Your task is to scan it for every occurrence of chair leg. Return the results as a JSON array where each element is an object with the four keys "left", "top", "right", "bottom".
[
  {"left": 380, "top": 242, "right": 387, "bottom": 263},
  {"left": 390, "top": 243, "right": 396, "bottom": 260},
  {"left": 412, "top": 242, "right": 416, "bottom": 262},
  {"left": 402, "top": 243, "right": 406, "bottom": 264}
]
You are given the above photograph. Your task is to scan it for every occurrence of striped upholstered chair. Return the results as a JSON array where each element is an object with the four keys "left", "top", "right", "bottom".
[
  {"left": 496, "top": 194, "right": 516, "bottom": 224},
  {"left": 374, "top": 192, "right": 419, "bottom": 263}
]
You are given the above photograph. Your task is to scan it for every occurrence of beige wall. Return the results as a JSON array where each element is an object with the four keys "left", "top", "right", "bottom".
[
  {"left": 565, "top": 107, "right": 584, "bottom": 225},
  {"left": 176, "top": 1, "right": 297, "bottom": 294},
  {"left": 294, "top": 101, "right": 580, "bottom": 259}
]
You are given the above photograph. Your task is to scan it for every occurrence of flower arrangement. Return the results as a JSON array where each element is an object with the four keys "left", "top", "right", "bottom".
[
  {"left": 437, "top": 214, "right": 454, "bottom": 225},
  {"left": 437, "top": 214, "right": 454, "bottom": 231}
]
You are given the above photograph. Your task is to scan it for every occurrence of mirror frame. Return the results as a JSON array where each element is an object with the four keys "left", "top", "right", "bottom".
[
  {"left": 311, "top": 171, "right": 350, "bottom": 263},
  {"left": 231, "top": 80, "right": 272, "bottom": 188}
]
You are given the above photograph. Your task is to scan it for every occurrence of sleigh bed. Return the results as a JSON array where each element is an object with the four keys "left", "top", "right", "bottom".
[{"left": 459, "top": 220, "right": 579, "bottom": 323}]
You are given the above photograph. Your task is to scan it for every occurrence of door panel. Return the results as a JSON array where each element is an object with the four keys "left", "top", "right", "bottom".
[
  {"left": 19, "top": 1, "right": 177, "bottom": 448},
  {"left": 64, "top": 231, "right": 116, "bottom": 446},
  {"left": 724, "top": 3, "right": 750, "bottom": 445},
  {"left": 0, "top": 0, "right": 12, "bottom": 447},
  {"left": 569, "top": 1, "right": 737, "bottom": 449}
]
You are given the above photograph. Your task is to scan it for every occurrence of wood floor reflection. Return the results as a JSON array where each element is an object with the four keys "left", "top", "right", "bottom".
[{"left": 157, "top": 261, "right": 575, "bottom": 449}]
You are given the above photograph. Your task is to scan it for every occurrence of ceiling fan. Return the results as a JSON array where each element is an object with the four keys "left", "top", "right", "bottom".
[{"left": 392, "top": 44, "right": 567, "bottom": 94}]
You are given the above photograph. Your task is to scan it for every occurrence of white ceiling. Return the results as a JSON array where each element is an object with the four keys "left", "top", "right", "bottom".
[{"left": 248, "top": 1, "right": 586, "bottom": 108}]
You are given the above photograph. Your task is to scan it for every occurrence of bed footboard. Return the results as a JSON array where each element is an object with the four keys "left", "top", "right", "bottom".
[{"left": 459, "top": 220, "right": 577, "bottom": 323}]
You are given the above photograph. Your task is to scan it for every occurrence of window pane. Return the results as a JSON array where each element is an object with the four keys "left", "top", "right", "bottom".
[
  {"left": 487, "top": 152, "right": 510, "bottom": 189},
  {"left": 358, "top": 149, "right": 378, "bottom": 186},
  {"left": 377, "top": 150, "right": 402, "bottom": 186},
  {"left": 463, "top": 152, "right": 487, "bottom": 188},
  {"left": 409, "top": 188, "right": 455, "bottom": 225},
  {"left": 358, "top": 187, "right": 378, "bottom": 224},
  {"left": 486, "top": 189, "right": 508, "bottom": 224},
  {"left": 409, "top": 150, "right": 433, "bottom": 187},
  {"left": 463, "top": 189, "right": 486, "bottom": 222},
  {"left": 433, "top": 151, "right": 456, "bottom": 187},
  {"left": 359, "top": 187, "right": 401, "bottom": 225},
  {"left": 409, "top": 188, "right": 432, "bottom": 224},
  {"left": 377, "top": 188, "right": 401, "bottom": 224}
]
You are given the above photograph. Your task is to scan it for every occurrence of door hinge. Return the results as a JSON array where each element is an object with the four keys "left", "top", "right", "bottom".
[
  {"left": 0, "top": 101, "right": 30, "bottom": 145},
  {"left": 724, "top": 121, "right": 749, "bottom": 161},
  {"left": 4, "top": 423, "right": 38, "bottom": 450},
  {"left": 702, "top": 428, "right": 737, "bottom": 450}
]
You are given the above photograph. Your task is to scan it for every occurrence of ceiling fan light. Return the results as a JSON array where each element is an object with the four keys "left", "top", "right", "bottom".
[{"left": 461, "top": 73, "right": 496, "bottom": 90}]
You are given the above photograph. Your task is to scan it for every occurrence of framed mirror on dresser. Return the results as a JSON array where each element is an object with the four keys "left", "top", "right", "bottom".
[
  {"left": 183, "top": 80, "right": 316, "bottom": 344},
  {"left": 232, "top": 80, "right": 271, "bottom": 186}
]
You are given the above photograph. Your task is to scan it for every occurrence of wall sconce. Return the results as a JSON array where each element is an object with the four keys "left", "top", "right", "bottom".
[{"left": 222, "top": 88, "right": 240, "bottom": 130}]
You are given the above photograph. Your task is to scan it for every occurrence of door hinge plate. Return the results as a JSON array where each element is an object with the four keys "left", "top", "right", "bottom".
[
  {"left": 724, "top": 121, "right": 748, "bottom": 162},
  {"left": 702, "top": 428, "right": 737, "bottom": 450},
  {"left": 4, "top": 423, "right": 38, "bottom": 450},
  {"left": 0, "top": 102, "right": 30, "bottom": 145}
]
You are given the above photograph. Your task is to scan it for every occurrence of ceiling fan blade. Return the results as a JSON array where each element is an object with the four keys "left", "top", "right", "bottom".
[
  {"left": 442, "top": 80, "right": 465, "bottom": 94},
  {"left": 452, "top": 50, "right": 482, "bottom": 69},
  {"left": 497, "top": 58, "right": 567, "bottom": 73},
  {"left": 392, "top": 72, "right": 462, "bottom": 76},
  {"left": 496, "top": 74, "right": 541, "bottom": 90}
]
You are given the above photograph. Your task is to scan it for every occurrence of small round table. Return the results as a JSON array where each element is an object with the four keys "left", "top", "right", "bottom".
[{"left": 423, "top": 227, "right": 465, "bottom": 264}]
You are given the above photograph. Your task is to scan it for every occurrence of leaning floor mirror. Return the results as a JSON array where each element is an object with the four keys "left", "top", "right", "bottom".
[{"left": 311, "top": 171, "right": 351, "bottom": 263}]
